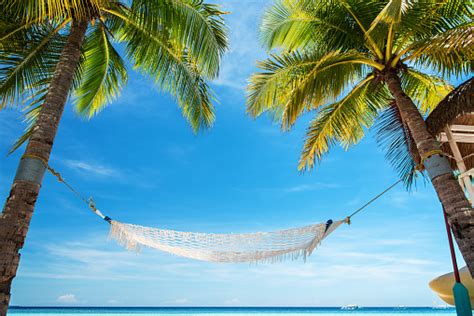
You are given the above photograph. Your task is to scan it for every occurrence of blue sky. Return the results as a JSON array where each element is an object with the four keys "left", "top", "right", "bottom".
[{"left": 0, "top": 0, "right": 468, "bottom": 307}]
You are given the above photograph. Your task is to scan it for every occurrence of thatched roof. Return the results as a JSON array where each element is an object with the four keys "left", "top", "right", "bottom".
[
  {"left": 426, "top": 78, "right": 474, "bottom": 135},
  {"left": 426, "top": 77, "right": 474, "bottom": 170}
]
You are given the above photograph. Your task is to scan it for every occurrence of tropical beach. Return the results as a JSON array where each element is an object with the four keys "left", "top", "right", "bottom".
[
  {"left": 4, "top": 307, "right": 461, "bottom": 315},
  {"left": 0, "top": 0, "right": 473, "bottom": 315}
]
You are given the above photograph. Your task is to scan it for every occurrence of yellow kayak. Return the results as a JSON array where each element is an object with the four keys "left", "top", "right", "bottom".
[{"left": 429, "top": 267, "right": 474, "bottom": 306}]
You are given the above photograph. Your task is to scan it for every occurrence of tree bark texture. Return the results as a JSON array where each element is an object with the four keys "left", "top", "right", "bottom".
[
  {"left": 385, "top": 70, "right": 474, "bottom": 276},
  {"left": 0, "top": 19, "right": 88, "bottom": 316}
]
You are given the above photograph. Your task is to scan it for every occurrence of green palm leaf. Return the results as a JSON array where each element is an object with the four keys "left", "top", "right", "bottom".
[
  {"left": 128, "top": 0, "right": 228, "bottom": 78},
  {"left": 403, "top": 22, "right": 474, "bottom": 76},
  {"left": 247, "top": 50, "right": 381, "bottom": 129},
  {"left": 2, "top": 0, "right": 106, "bottom": 22},
  {"left": 298, "top": 76, "right": 389, "bottom": 171},
  {"left": 375, "top": 102, "right": 424, "bottom": 189},
  {"left": 369, "top": 0, "right": 410, "bottom": 29},
  {"left": 280, "top": 51, "right": 372, "bottom": 129},
  {"left": 0, "top": 20, "right": 68, "bottom": 108},
  {"left": 106, "top": 7, "right": 218, "bottom": 131},
  {"left": 4, "top": 0, "right": 229, "bottom": 151},
  {"left": 73, "top": 24, "right": 128, "bottom": 117},
  {"left": 260, "top": 0, "right": 350, "bottom": 51},
  {"left": 250, "top": 0, "right": 471, "bottom": 180},
  {"left": 179, "top": 53, "right": 216, "bottom": 131},
  {"left": 400, "top": 69, "right": 453, "bottom": 115},
  {"left": 9, "top": 101, "right": 43, "bottom": 153},
  {"left": 260, "top": 0, "right": 386, "bottom": 54}
]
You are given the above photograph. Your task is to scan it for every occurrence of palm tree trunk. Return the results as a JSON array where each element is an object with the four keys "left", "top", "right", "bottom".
[
  {"left": 385, "top": 69, "right": 474, "bottom": 276},
  {"left": 0, "top": 19, "right": 87, "bottom": 315}
]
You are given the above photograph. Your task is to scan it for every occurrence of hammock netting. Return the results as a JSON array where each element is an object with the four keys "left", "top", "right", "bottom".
[
  {"left": 37, "top": 160, "right": 402, "bottom": 264},
  {"left": 108, "top": 219, "right": 345, "bottom": 263}
]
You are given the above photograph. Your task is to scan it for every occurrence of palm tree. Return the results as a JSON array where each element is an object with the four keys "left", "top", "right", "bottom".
[
  {"left": 247, "top": 0, "right": 473, "bottom": 273},
  {"left": 0, "top": 0, "right": 228, "bottom": 312}
]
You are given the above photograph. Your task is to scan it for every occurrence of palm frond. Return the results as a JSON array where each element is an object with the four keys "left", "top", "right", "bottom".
[
  {"left": 0, "top": 20, "right": 68, "bottom": 108},
  {"left": 179, "top": 52, "right": 216, "bottom": 131},
  {"left": 260, "top": 0, "right": 349, "bottom": 51},
  {"left": 9, "top": 71, "right": 84, "bottom": 153},
  {"left": 400, "top": 68, "right": 453, "bottom": 115},
  {"left": 0, "top": 16, "right": 45, "bottom": 45},
  {"left": 393, "top": 0, "right": 471, "bottom": 49},
  {"left": 9, "top": 102, "right": 43, "bottom": 153},
  {"left": 73, "top": 24, "right": 128, "bottom": 117},
  {"left": 106, "top": 8, "right": 217, "bottom": 131},
  {"left": 403, "top": 22, "right": 474, "bottom": 76},
  {"left": 128, "top": 0, "right": 228, "bottom": 78},
  {"left": 252, "top": 0, "right": 472, "bottom": 179},
  {"left": 8, "top": 77, "right": 52, "bottom": 153},
  {"left": 369, "top": 0, "right": 410, "bottom": 30},
  {"left": 298, "top": 76, "right": 389, "bottom": 171},
  {"left": 247, "top": 50, "right": 378, "bottom": 129},
  {"left": 281, "top": 51, "right": 375, "bottom": 129},
  {"left": 260, "top": 0, "right": 385, "bottom": 54},
  {"left": 2, "top": 0, "right": 105, "bottom": 22},
  {"left": 340, "top": 0, "right": 385, "bottom": 59},
  {"left": 367, "top": 0, "right": 411, "bottom": 59},
  {"left": 374, "top": 102, "right": 425, "bottom": 189}
]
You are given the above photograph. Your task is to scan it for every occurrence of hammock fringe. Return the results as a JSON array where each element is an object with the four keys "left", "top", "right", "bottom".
[
  {"left": 108, "top": 219, "right": 344, "bottom": 263},
  {"left": 38, "top": 163, "right": 402, "bottom": 263}
]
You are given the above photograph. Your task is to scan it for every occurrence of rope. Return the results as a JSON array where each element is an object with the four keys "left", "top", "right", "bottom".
[
  {"left": 23, "top": 154, "right": 403, "bottom": 226},
  {"left": 462, "top": 152, "right": 474, "bottom": 162},
  {"left": 419, "top": 149, "right": 444, "bottom": 167},
  {"left": 21, "top": 154, "right": 110, "bottom": 222},
  {"left": 346, "top": 179, "right": 403, "bottom": 220}
]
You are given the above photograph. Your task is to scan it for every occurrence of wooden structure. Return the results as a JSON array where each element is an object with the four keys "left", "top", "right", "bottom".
[
  {"left": 426, "top": 78, "right": 474, "bottom": 204},
  {"left": 426, "top": 78, "right": 474, "bottom": 312},
  {"left": 439, "top": 114, "right": 474, "bottom": 204}
]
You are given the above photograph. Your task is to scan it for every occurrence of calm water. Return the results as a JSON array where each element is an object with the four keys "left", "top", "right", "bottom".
[{"left": 8, "top": 307, "right": 457, "bottom": 316}]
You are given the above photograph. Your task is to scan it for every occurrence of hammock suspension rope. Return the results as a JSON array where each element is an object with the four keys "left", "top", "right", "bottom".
[{"left": 32, "top": 155, "right": 404, "bottom": 263}]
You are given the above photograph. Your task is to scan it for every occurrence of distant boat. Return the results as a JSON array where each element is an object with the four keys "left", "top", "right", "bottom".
[
  {"left": 395, "top": 305, "right": 407, "bottom": 310},
  {"left": 341, "top": 305, "right": 359, "bottom": 310},
  {"left": 432, "top": 305, "right": 450, "bottom": 310}
]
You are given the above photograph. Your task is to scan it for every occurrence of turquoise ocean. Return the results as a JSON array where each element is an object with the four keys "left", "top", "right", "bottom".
[{"left": 8, "top": 307, "right": 456, "bottom": 316}]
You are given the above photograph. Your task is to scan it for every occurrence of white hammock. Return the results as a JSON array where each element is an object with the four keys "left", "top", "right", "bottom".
[
  {"left": 41, "top": 161, "right": 401, "bottom": 264},
  {"left": 107, "top": 219, "right": 346, "bottom": 263}
]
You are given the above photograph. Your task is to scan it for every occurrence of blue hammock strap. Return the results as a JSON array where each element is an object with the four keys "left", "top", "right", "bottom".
[{"left": 324, "top": 219, "right": 333, "bottom": 233}]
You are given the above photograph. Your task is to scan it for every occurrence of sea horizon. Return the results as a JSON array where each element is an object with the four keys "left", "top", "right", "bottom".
[
  {"left": 8, "top": 306, "right": 457, "bottom": 316},
  {"left": 9, "top": 307, "right": 455, "bottom": 309},
  {"left": 10, "top": 305, "right": 455, "bottom": 316}
]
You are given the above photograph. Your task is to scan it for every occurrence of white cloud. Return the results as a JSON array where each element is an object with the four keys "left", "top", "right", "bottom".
[
  {"left": 251, "top": 182, "right": 340, "bottom": 194},
  {"left": 62, "top": 159, "right": 120, "bottom": 177},
  {"left": 57, "top": 294, "right": 78, "bottom": 303},
  {"left": 211, "top": 1, "right": 268, "bottom": 92},
  {"left": 165, "top": 145, "right": 196, "bottom": 165},
  {"left": 19, "top": 231, "right": 448, "bottom": 308},
  {"left": 173, "top": 298, "right": 189, "bottom": 304},
  {"left": 57, "top": 157, "right": 158, "bottom": 190},
  {"left": 284, "top": 183, "right": 340, "bottom": 192},
  {"left": 28, "top": 222, "right": 439, "bottom": 287},
  {"left": 373, "top": 238, "right": 415, "bottom": 246},
  {"left": 389, "top": 190, "right": 430, "bottom": 208},
  {"left": 22, "top": 241, "right": 205, "bottom": 281},
  {"left": 107, "top": 299, "right": 119, "bottom": 304},
  {"left": 225, "top": 298, "right": 240, "bottom": 305}
]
